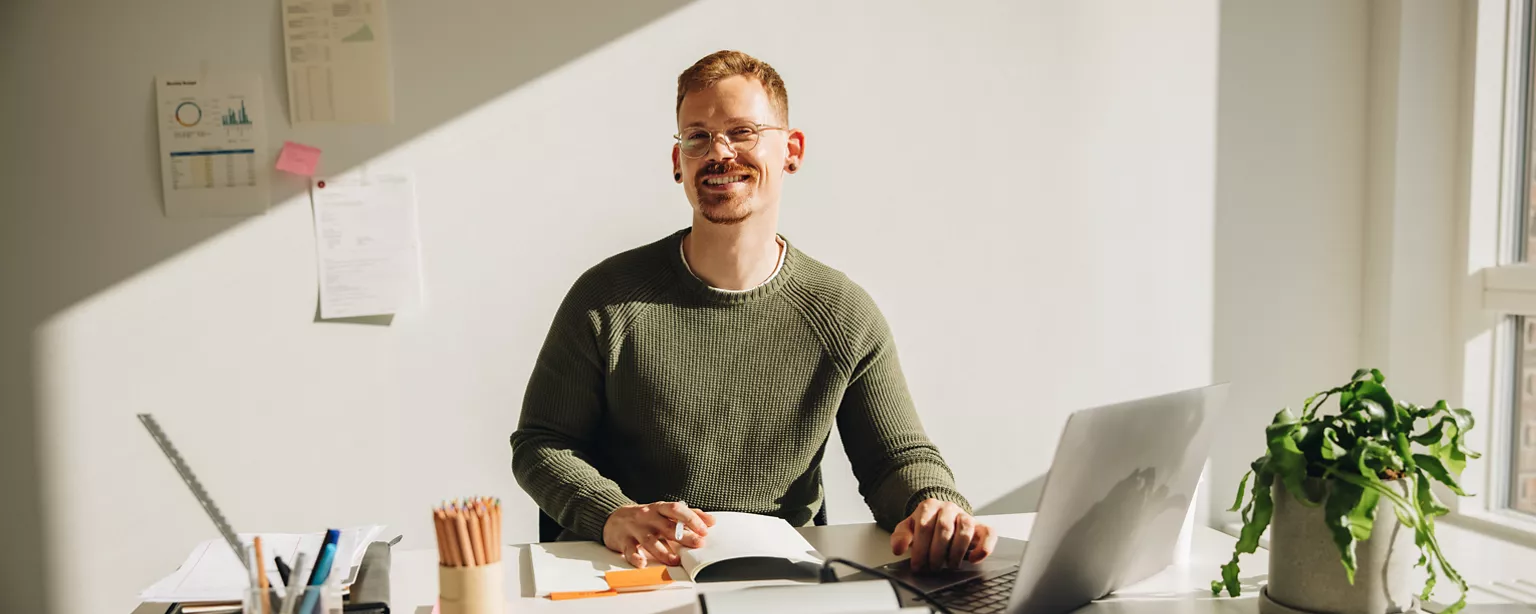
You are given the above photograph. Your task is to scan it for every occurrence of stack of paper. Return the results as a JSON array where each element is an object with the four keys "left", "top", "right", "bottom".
[{"left": 140, "top": 525, "right": 385, "bottom": 603}]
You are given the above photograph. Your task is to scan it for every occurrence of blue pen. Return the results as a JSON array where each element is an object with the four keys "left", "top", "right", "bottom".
[{"left": 298, "top": 529, "right": 341, "bottom": 614}]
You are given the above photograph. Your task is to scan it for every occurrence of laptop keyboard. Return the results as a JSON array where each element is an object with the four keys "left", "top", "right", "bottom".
[{"left": 929, "top": 568, "right": 1019, "bottom": 614}]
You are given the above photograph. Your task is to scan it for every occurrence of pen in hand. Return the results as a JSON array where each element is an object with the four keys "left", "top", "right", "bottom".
[{"left": 674, "top": 500, "right": 686, "bottom": 542}]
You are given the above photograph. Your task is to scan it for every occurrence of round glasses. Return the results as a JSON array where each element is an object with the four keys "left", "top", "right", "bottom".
[{"left": 673, "top": 123, "right": 787, "bottom": 158}]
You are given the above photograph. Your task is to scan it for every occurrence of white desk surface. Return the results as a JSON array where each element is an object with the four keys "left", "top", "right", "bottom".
[
  {"left": 130, "top": 512, "right": 1536, "bottom": 613},
  {"left": 388, "top": 513, "right": 1268, "bottom": 613}
]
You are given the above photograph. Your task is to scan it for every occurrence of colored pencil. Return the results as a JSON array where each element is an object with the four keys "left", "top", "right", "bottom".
[{"left": 255, "top": 536, "right": 272, "bottom": 614}]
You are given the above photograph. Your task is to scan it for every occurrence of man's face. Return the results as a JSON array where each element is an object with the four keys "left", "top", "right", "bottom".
[{"left": 673, "top": 75, "right": 802, "bottom": 225}]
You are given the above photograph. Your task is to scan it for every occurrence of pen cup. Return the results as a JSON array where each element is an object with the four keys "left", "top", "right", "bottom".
[
  {"left": 243, "top": 580, "right": 343, "bottom": 614},
  {"left": 438, "top": 561, "right": 505, "bottom": 614}
]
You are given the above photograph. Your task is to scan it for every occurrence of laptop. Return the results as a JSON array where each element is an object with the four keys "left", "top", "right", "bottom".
[{"left": 876, "top": 383, "right": 1228, "bottom": 614}]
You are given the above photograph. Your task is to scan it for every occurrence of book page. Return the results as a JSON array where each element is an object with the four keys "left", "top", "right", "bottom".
[{"left": 679, "top": 512, "right": 824, "bottom": 580}]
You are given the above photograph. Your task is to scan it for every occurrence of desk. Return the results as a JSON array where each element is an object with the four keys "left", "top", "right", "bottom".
[
  {"left": 128, "top": 513, "right": 1263, "bottom": 613},
  {"left": 387, "top": 513, "right": 1267, "bottom": 613}
]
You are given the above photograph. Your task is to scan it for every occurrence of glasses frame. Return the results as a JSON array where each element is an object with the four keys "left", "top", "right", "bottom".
[{"left": 673, "top": 123, "right": 788, "bottom": 159}]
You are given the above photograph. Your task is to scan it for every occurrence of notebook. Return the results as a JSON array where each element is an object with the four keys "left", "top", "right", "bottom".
[{"left": 529, "top": 511, "right": 824, "bottom": 597}]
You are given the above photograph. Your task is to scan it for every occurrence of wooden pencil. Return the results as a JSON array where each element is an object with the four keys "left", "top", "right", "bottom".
[
  {"left": 441, "top": 505, "right": 463, "bottom": 567},
  {"left": 493, "top": 499, "right": 502, "bottom": 563},
  {"left": 254, "top": 536, "right": 272, "bottom": 614},
  {"left": 478, "top": 501, "right": 495, "bottom": 563},
  {"left": 454, "top": 503, "right": 477, "bottom": 566},
  {"left": 432, "top": 509, "right": 448, "bottom": 566},
  {"left": 465, "top": 502, "right": 486, "bottom": 566}
]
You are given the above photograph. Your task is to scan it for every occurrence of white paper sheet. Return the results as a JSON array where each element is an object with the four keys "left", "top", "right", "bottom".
[
  {"left": 155, "top": 74, "right": 271, "bottom": 217},
  {"left": 310, "top": 171, "right": 424, "bottom": 319},
  {"left": 281, "top": 0, "right": 394, "bottom": 124},
  {"left": 140, "top": 525, "right": 385, "bottom": 603}
]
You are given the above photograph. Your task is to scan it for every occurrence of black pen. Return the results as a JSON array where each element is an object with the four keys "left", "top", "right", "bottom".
[{"left": 275, "top": 555, "right": 291, "bottom": 586}]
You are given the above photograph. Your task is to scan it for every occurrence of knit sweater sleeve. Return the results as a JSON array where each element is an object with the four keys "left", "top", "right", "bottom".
[
  {"left": 833, "top": 289, "right": 972, "bottom": 531},
  {"left": 509, "top": 270, "right": 637, "bottom": 541}
]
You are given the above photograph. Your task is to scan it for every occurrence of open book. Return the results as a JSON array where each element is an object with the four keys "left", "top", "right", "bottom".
[
  {"left": 677, "top": 511, "right": 824, "bottom": 582},
  {"left": 529, "top": 511, "right": 825, "bottom": 597}
]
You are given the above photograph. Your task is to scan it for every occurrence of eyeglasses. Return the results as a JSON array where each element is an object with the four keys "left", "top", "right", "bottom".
[{"left": 673, "top": 123, "right": 787, "bottom": 158}]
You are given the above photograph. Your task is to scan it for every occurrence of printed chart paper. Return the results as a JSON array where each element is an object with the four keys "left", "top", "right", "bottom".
[
  {"left": 155, "top": 74, "right": 270, "bottom": 217},
  {"left": 310, "top": 171, "right": 423, "bottom": 319},
  {"left": 281, "top": 0, "right": 394, "bottom": 124}
]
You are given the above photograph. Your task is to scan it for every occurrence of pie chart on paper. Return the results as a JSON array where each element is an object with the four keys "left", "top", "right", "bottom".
[{"left": 174, "top": 101, "right": 202, "bottom": 127}]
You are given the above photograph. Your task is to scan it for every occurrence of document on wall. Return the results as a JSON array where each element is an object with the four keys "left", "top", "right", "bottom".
[
  {"left": 280, "top": 0, "right": 394, "bottom": 124},
  {"left": 155, "top": 74, "right": 271, "bottom": 217},
  {"left": 309, "top": 171, "right": 423, "bottom": 319}
]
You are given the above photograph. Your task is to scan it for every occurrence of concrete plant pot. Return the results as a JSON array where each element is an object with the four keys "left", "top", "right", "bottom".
[{"left": 1261, "top": 479, "right": 1420, "bottom": 614}]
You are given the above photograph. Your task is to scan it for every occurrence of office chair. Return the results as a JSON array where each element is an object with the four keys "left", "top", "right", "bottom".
[{"left": 537, "top": 497, "right": 829, "bottom": 543}]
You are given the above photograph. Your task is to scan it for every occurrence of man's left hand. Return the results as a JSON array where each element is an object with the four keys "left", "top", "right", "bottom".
[{"left": 890, "top": 499, "right": 997, "bottom": 572}]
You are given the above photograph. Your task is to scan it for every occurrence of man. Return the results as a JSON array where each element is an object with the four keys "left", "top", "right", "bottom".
[{"left": 510, "top": 50, "right": 995, "bottom": 573}]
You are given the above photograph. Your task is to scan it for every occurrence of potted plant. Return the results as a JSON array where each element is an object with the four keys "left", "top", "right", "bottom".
[{"left": 1211, "top": 369, "right": 1480, "bottom": 614}]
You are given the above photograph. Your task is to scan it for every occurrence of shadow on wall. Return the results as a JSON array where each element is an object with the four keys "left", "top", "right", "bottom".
[
  {"left": 0, "top": 2, "right": 696, "bottom": 612},
  {"left": 975, "top": 474, "right": 1049, "bottom": 516}
]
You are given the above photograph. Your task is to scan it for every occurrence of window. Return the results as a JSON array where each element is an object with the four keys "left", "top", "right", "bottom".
[
  {"left": 1472, "top": 0, "right": 1536, "bottom": 523},
  {"left": 1515, "top": 319, "right": 1536, "bottom": 514}
]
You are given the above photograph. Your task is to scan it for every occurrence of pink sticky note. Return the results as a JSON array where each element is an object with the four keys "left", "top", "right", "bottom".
[{"left": 275, "top": 140, "right": 322, "bottom": 176}]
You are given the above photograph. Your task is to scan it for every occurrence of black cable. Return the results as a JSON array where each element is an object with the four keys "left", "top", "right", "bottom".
[{"left": 820, "top": 557, "right": 955, "bottom": 614}]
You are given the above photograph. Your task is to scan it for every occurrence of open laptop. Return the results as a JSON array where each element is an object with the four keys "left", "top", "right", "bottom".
[{"left": 876, "top": 383, "right": 1228, "bottom": 614}]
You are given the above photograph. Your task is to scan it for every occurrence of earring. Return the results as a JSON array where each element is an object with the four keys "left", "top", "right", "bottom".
[
  {"left": 787, "top": 164, "right": 798, "bottom": 172},
  {"left": 674, "top": 173, "right": 682, "bottom": 181}
]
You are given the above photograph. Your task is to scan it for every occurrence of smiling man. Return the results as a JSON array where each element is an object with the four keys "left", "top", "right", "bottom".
[{"left": 509, "top": 50, "right": 995, "bottom": 573}]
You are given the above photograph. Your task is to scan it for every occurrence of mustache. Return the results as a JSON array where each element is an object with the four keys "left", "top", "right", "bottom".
[{"left": 697, "top": 162, "right": 757, "bottom": 178}]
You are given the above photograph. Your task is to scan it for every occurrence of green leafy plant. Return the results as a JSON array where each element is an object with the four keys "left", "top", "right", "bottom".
[{"left": 1211, "top": 369, "right": 1481, "bottom": 613}]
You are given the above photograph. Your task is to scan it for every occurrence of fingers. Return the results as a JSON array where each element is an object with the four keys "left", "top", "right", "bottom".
[
  {"left": 907, "top": 502, "right": 941, "bottom": 572},
  {"left": 655, "top": 501, "right": 710, "bottom": 536},
  {"left": 674, "top": 529, "right": 706, "bottom": 549},
  {"left": 638, "top": 533, "right": 679, "bottom": 566},
  {"left": 967, "top": 524, "right": 998, "bottom": 563},
  {"left": 695, "top": 508, "right": 717, "bottom": 527},
  {"left": 621, "top": 540, "right": 648, "bottom": 568},
  {"left": 890, "top": 517, "right": 914, "bottom": 556},
  {"left": 928, "top": 505, "right": 960, "bottom": 571},
  {"left": 947, "top": 514, "right": 976, "bottom": 570}
]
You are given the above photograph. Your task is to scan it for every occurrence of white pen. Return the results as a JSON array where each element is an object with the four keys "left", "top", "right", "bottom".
[
  {"left": 278, "top": 551, "right": 309, "bottom": 614},
  {"left": 674, "top": 500, "right": 686, "bottom": 541}
]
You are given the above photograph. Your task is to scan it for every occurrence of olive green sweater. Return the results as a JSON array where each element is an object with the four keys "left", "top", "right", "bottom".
[{"left": 510, "top": 229, "right": 969, "bottom": 541}]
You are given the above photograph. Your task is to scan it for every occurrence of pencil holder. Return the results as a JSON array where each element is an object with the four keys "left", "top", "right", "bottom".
[
  {"left": 438, "top": 561, "right": 505, "bottom": 614},
  {"left": 242, "top": 580, "right": 343, "bottom": 614}
]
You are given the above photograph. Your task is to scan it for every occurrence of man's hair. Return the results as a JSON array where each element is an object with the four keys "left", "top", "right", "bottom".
[{"left": 676, "top": 50, "right": 789, "bottom": 124}]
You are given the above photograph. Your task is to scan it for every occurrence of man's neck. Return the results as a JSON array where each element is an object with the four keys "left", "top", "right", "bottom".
[{"left": 682, "top": 216, "right": 783, "bottom": 291}]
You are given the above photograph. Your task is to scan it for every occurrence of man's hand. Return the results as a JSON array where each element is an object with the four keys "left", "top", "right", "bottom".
[
  {"left": 890, "top": 499, "right": 997, "bottom": 572},
  {"left": 603, "top": 501, "right": 716, "bottom": 568}
]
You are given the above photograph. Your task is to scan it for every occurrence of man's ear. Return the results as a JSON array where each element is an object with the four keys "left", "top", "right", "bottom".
[
  {"left": 672, "top": 145, "right": 683, "bottom": 182},
  {"left": 785, "top": 129, "right": 806, "bottom": 173}
]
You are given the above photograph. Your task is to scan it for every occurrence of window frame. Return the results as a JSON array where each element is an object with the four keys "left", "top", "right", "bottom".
[{"left": 1457, "top": 0, "right": 1536, "bottom": 541}]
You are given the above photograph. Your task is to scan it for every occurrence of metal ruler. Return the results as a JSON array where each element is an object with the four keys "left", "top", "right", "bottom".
[{"left": 136, "top": 413, "right": 249, "bottom": 570}]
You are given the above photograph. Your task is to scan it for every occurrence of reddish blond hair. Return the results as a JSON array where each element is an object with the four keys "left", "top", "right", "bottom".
[{"left": 676, "top": 50, "right": 789, "bottom": 124}]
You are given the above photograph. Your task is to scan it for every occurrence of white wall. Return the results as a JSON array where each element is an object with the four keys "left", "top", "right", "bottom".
[
  {"left": 1210, "top": 0, "right": 1369, "bottom": 523},
  {"left": 0, "top": 1, "right": 1219, "bottom": 612}
]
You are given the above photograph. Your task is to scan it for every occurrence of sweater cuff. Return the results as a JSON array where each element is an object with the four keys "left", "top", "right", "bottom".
[
  {"left": 570, "top": 488, "right": 638, "bottom": 542},
  {"left": 905, "top": 487, "right": 973, "bottom": 518}
]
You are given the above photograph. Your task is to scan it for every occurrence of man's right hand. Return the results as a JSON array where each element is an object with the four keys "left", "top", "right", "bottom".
[{"left": 603, "top": 501, "right": 716, "bottom": 568}]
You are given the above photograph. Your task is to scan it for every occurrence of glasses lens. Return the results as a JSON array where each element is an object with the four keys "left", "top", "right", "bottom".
[
  {"left": 680, "top": 129, "right": 712, "bottom": 157},
  {"left": 727, "top": 126, "right": 759, "bottom": 151}
]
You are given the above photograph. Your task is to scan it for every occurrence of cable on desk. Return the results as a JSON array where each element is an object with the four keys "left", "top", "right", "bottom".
[{"left": 819, "top": 557, "right": 955, "bottom": 614}]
